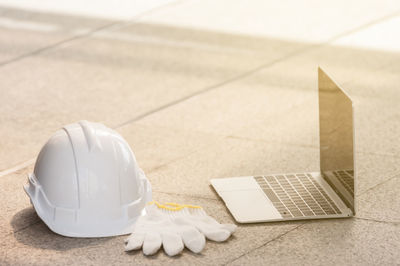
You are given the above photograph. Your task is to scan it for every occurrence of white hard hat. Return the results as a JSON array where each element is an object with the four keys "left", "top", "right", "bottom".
[{"left": 24, "top": 120, "right": 152, "bottom": 237}]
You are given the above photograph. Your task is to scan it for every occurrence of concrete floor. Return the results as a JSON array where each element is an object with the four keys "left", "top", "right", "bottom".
[{"left": 1, "top": 1, "right": 400, "bottom": 265}]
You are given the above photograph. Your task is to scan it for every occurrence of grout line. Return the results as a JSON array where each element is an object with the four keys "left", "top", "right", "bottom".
[
  {"left": 12, "top": 220, "right": 41, "bottom": 235},
  {"left": 3, "top": 219, "right": 41, "bottom": 239},
  {"left": 357, "top": 150, "right": 400, "bottom": 159},
  {"left": 145, "top": 147, "right": 208, "bottom": 173},
  {"left": 325, "top": 10, "right": 400, "bottom": 44},
  {"left": 357, "top": 172, "right": 400, "bottom": 196},
  {"left": 0, "top": 158, "right": 36, "bottom": 177},
  {"left": 354, "top": 217, "right": 399, "bottom": 225},
  {"left": 224, "top": 224, "right": 304, "bottom": 265},
  {"left": 226, "top": 135, "right": 319, "bottom": 150},
  {"left": 0, "top": 21, "right": 119, "bottom": 67},
  {"left": 89, "top": 0, "right": 185, "bottom": 33},
  {"left": 114, "top": 44, "right": 316, "bottom": 129},
  {"left": 0, "top": 0, "right": 184, "bottom": 69}
]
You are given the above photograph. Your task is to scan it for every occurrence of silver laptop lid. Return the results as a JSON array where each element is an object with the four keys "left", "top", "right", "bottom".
[{"left": 318, "top": 67, "right": 355, "bottom": 212}]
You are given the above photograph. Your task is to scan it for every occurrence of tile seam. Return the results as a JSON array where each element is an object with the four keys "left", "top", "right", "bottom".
[
  {"left": 324, "top": 10, "right": 400, "bottom": 44},
  {"left": 223, "top": 224, "right": 305, "bottom": 265},
  {"left": 114, "top": 44, "right": 317, "bottom": 129},
  {"left": 357, "top": 151, "right": 400, "bottom": 159},
  {"left": 354, "top": 217, "right": 400, "bottom": 225},
  {"left": 0, "top": 0, "right": 184, "bottom": 69},
  {"left": 357, "top": 172, "right": 400, "bottom": 196},
  {"left": 0, "top": 21, "right": 120, "bottom": 68},
  {"left": 3, "top": 219, "right": 41, "bottom": 238},
  {"left": 0, "top": 158, "right": 35, "bottom": 177}
]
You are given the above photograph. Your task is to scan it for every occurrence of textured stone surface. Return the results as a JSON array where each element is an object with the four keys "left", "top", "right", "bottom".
[
  {"left": 357, "top": 174, "right": 400, "bottom": 223},
  {"left": 355, "top": 152, "right": 400, "bottom": 194},
  {"left": 118, "top": 123, "right": 225, "bottom": 173},
  {"left": 228, "top": 218, "right": 400, "bottom": 266},
  {"left": 148, "top": 137, "right": 320, "bottom": 198},
  {"left": 0, "top": 20, "right": 295, "bottom": 171}
]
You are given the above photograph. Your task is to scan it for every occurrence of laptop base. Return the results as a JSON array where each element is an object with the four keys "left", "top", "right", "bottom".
[{"left": 211, "top": 172, "right": 353, "bottom": 223}]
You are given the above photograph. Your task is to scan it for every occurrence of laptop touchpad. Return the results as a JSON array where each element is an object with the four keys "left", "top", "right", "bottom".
[{"left": 218, "top": 189, "right": 281, "bottom": 223}]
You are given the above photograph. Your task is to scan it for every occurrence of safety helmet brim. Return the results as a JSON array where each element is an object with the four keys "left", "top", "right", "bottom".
[{"left": 24, "top": 173, "right": 152, "bottom": 238}]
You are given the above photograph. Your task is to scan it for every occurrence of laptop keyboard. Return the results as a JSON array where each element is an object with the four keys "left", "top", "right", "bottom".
[
  {"left": 254, "top": 174, "right": 341, "bottom": 218},
  {"left": 332, "top": 170, "right": 354, "bottom": 198}
]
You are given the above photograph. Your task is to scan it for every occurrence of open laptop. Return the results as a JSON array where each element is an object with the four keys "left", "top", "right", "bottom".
[{"left": 211, "top": 67, "right": 355, "bottom": 222}]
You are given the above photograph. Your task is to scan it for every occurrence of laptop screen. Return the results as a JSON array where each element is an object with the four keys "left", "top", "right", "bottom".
[{"left": 318, "top": 68, "right": 354, "bottom": 210}]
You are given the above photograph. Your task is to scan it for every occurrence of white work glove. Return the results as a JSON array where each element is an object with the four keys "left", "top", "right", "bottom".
[{"left": 125, "top": 202, "right": 236, "bottom": 256}]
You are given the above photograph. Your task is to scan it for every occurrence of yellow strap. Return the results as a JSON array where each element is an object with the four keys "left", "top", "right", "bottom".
[
  {"left": 165, "top": 202, "right": 202, "bottom": 209},
  {"left": 147, "top": 201, "right": 202, "bottom": 211}
]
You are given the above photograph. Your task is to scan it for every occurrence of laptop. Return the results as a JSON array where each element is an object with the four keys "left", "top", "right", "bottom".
[{"left": 211, "top": 67, "right": 355, "bottom": 222}]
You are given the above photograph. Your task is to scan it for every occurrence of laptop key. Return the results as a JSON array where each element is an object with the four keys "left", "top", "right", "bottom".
[
  {"left": 263, "top": 189, "right": 280, "bottom": 203},
  {"left": 290, "top": 210, "right": 303, "bottom": 217},
  {"left": 302, "top": 210, "right": 315, "bottom": 216},
  {"left": 313, "top": 211, "right": 325, "bottom": 216},
  {"left": 326, "top": 209, "right": 337, "bottom": 215}
]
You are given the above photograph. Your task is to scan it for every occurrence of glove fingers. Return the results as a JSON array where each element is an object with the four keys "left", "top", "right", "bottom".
[
  {"left": 125, "top": 233, "right": 145, "bottom": 252},
  {"left": 180, "top": 227, "right": 205, "bottom": 254},
  {"left": 143, "top": 232, "right": 162, "bottom": 256},
  {"left": 221, "top": 223, "right": 237, "bottom": 234},
  {"left": 162, "top": 232, "right": 184, "bottom": 256},
  {"left": 196, "top": 223, "right": 232, "bottom": 242}
]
